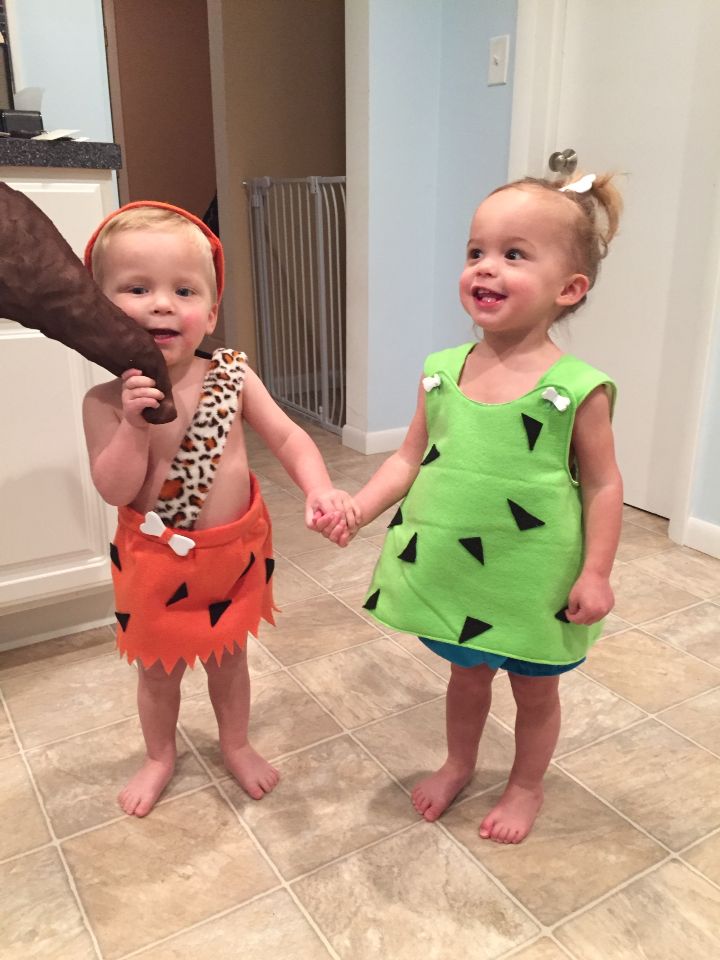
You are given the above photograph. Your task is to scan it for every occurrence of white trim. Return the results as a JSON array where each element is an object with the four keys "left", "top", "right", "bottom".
[
  {"left": 508, "top": 0, "right": 567, "bottom": 179},
  {"left": 0, "top": 617, "right": 114, "bottom": 653},
  {"left": 683, "top": 518, "right": 720, "bottom": 560},
  {"left": 668, "top": 68, "right": 720, "bottom": 545},
  {"left": 342, "top": 424, "right": 405, "bottom": 455},
  {"left": 343, "top": 0, "right": 371, "bottom": 449},
  {"left": 0, "top": 587, "right": 115, "bottom": 651},
  {"left": 206, "top": 0, "right": 239, "bottom": 349},
  {"left": 512, "top": 0, "right": 720, "bottom": 550},
  {"left": 4, "top": 0, "right": 24, "bottom": 90}
]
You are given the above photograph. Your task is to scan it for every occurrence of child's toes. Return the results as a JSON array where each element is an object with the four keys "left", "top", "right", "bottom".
[
  {"left": 411, "top": 790, "right": 431, "bottom": 816},
  {"left": 261, "top": 769, "right": 280, "bottom": 792},
  {"left": 478, "top": 816, "right": 494, "bottom": 839},
  {"left": 118, "top": 788, "right": 139, "bottom": 816}
]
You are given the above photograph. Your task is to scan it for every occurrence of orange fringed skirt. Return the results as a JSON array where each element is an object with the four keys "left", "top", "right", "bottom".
[{"left": 110, "top": 475, "right": 276, "bottom": 672}]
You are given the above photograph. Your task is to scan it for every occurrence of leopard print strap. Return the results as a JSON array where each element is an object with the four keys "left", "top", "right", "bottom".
[{"left": 154, "top": 348, "right": 248, "bottom": 530}]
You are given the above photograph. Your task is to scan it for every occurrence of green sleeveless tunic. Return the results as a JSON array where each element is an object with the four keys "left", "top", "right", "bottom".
[{"left": 363, "top": 343, "right": 616, "bottom": 665}]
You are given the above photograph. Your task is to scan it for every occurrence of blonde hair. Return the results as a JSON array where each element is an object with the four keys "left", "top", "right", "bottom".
[
  {"left": 91, "top": 207, "right": 218, "bottom": 301},
  {"left": 491, "top": 173, "right": 623, "bottom": 318}
]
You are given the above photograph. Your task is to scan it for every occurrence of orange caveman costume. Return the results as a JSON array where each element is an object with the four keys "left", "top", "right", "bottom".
[
  {"left": 111, "top": 472, "right": 276, "bottom": 672},
  {"left": 85, "top": 202, "right": 276, "bottom": 673}
]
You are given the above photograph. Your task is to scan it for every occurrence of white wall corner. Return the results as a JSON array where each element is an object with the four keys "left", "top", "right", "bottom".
[
  {"left": 342, "top": 423, "right": 406, "bottom": 455},
  {"left": 679, "top": 517, "right": 720, "bottom": 560},
  {"left": 343, "top": 0, "right": 371, "bottom": 442}
]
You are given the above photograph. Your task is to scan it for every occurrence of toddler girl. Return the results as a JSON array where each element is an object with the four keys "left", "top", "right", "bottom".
[{"left": 319, "top": 173, "right": 623, "bottom": 843}]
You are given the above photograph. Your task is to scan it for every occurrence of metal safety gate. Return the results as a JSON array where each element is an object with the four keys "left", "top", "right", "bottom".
[{"left": 246, "top": 176, "right": 346, "bottom": 433}]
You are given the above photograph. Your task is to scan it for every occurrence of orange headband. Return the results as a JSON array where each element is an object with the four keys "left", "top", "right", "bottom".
[{"left": 84, "top": 200, "right": 225, "bottom": 303}]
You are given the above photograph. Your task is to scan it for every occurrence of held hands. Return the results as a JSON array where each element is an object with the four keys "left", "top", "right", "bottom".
[
  {"left": 564, "top": 571, "right": 615, "bottom": 625},
  {"left": 121, "top": 369, "right": 165, "bottom": 428},
  {"left": 305, "top": 488, "right": 362, "bottom": 548}
]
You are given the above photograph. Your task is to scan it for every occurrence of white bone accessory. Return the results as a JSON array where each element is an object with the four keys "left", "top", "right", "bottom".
[
  {"left": 139, "top": 511, "right": 196, "bottom": 556},
  {"left": 422, "top": 374, "right": 441, "bottom": 393},
  {"left": 559, "top": 173, "right": 596, "bottom": 194},
  {"left": 542, "top": 387, "right": 571, "bottom": 412}
]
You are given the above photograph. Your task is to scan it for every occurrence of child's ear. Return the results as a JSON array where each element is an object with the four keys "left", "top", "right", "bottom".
[
  {"left": 557, "top": 273, "right": 590, "bottom": 307},
  {"left": 206, "top": 303, "right": 219, "bottom": 334}
]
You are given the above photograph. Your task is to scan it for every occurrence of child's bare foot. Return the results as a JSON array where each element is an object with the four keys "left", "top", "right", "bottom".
[
  {"left": 118, "top": 756, "right": 175, "bottom": 817},
  {"left": 479, "top": 782, "right": 544, "bottom": 844},
  {"left": 411, "top": 760, "right": 474, "bottom": 822},
  {"left": 223, "top": 743, "right": 279, "bottom": 799}
]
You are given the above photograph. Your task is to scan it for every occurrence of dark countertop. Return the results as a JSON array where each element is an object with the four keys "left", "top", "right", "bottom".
[{"left": 0, "top": 138, "right": 122, "bottom": 169}]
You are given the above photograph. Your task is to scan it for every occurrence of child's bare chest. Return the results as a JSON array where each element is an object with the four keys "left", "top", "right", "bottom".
[
  {"left": 131, "top": 376, "right": 251, "bottom": 524},
  {"left": 459, "top": 365, "right": 543, "bottom": 404},
  {"left": 458, "top": 348, "right": 563, "bottom": 405}
]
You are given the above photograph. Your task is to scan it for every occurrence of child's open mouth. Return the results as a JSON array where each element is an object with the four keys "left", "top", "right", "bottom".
[
  {"left": 150, "top": 329, "right": 179, "bottom": 343},
  {"left": 473, "top": 288, "right": 506, "bottom": 304}
]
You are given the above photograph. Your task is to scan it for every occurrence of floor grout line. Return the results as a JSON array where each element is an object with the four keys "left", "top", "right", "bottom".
[
  {"left": 0, "top": 687, "right": 105, "bottom": 960},
  {"left": 678, "top": 821, "right": 720, "bottom": 855},
  {"left": 677, "top": 854, "right": 720, "bottom": 896},
  {"left": 629, "top": 622, "right": 720, "bottom": 674},
  {"left": 3, "top": 505, "right": 720, "bottom": 956},
  {"left": 551, "top": 762, "right": 675, "bottom": 855},
  {"left": 113, "top": 889, "right": 286, "bottom": 960},
  {"left": 546, "top": 854, "right": 675, "bottom": 934},
  {"left": 171, "top": 724, "right": 342, "bottom": 960},
  {"left": 279, "top": 654, "right": 552, "bottom": 942}
]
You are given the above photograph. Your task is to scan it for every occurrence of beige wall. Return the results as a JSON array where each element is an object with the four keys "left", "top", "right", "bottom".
[
  {"left": 209, "top": 0, "right": 345, "bottom": 363},
  {"left": 106, "top": 0, "right": 216, "bottom": 218}
]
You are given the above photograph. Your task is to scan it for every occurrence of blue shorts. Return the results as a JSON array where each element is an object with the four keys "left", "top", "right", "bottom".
[{"left": 419, "top": 638, "right": 584, "bottom": 676}]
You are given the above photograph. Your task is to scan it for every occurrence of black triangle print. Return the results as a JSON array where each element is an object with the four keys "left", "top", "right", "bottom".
[
  {"left": 388, "top": 507, "right": 403, "bottom": 528},
  {"left": 459, "top": 537, "right": 484, "bottom": 565},
  {"left": 109, "top": 542, "right": 122, "bottom": 572},
  {"left": 166, "top": 582, "right": 189, "bottom": 607},
  {"left": 239, "top": 553, "right": 256, "bottom": 579},
  {"left": 115, "top": 611, "right": 130, "bottom": 632},
  {"left": 420, "top": 444, "right": 440, "bottom": 466},
  {"left": 209, "top": 600, "right": 232, "bottom": 627},
  {"left": 507, "top": 499, "right": 545, "bottom": 530},
  {"left": 555, "top": 606, "right": 570, "bottom": 623},
  {"left": 265, "top": 557, "right": 275, "bottom": 583},
  {"left": 363, "top": 588, "right": 380, "bottom": 610},
  {"left": 397, "top": 533, "right": 418, "bottom": 563},
  {"left": 459, "top": 616, "right": 493, "bottom": 643},
  {"left": 521, "top": 414, "right": 543, "bottom": 451}
]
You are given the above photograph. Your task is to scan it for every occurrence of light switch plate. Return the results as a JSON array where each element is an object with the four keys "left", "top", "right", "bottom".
[{"left": 488, "top": 34, "right": 510, "bottom": 86}]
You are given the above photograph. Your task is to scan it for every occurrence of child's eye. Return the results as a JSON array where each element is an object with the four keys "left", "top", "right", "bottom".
[
  {"left": 468, "top": 248, "right": 482, "bottom": 260},
  {"left": 176, "top": 287, "right": 193, "bottom": 298},
  {"left": 505, "top": 248, "right": 524, "bottom": 261},
  {"left": 129, "top": 285, "right": 147, "bottom": 295}
]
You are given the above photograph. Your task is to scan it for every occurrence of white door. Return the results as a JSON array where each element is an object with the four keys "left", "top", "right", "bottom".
[{"left": 510, "top": 0, "right": 720, "bottom": 524}]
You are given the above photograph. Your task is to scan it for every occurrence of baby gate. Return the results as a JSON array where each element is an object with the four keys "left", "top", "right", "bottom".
[{"left": 246, "top": 176, "right": 346, "bottom": 434}]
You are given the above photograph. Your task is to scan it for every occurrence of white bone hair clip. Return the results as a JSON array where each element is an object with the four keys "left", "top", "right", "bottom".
[
  {"left": 422, "top": 374, "right": 441, "bottom": 393},
  {"left": 559, "top": 173, "right": 596, "bottom": 194},
  {"left": 139, "top": 511, "right": 196, "bottom": 557},
  {"left": 542, "top": 387, "right": 571, "bottom": 412}
]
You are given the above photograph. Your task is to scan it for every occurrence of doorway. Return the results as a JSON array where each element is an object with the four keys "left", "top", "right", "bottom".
[
  {"left": 510, "top": 0, "right": 720, "bottom": 540},
  {"left": 102, "top": 0, "right": 222, "bottom": 341}
]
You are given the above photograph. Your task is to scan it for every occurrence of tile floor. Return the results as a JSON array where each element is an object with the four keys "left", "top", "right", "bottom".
[{"left": 2, "top": 419, "right": 720, "bottom": 959}]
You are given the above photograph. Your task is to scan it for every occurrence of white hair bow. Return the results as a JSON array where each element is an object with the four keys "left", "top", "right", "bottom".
[
  {"left": 559, "top": 174, "right": 596, "bottom": 194},
  {"left": 422, "top": 374, "right": 441, "bottom": 393},
  {"left": 139, "top": 511, "right": 196, "bottom": 556},
  {"left": 542, "top": 387, "right": 571, "bottom": 412}
]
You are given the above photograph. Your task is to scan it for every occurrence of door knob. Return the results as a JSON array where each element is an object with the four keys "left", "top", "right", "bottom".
[{"left": 548, "top": 148, "right": 578, "bottom": 174}]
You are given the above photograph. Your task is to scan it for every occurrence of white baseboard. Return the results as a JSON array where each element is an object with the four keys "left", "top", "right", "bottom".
[
  {"left": 342, "top": 424, "right": 407, "bottom": 455},
  {"left": 683, "top": 517, "right": 720, "bottom": 559},
  {"left": 0, "top": 588, "right": 115, "bottom": 651}
]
